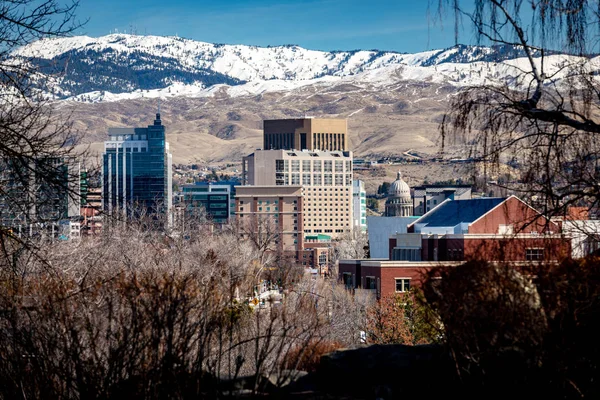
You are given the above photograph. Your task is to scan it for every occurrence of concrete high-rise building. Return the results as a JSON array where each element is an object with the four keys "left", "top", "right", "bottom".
[
  {"left": 242, "top": 149, "right": 353, "bottom": 237},
  {"left": 102, "top": 113, "right": 172, "bottom": 217},
  {"left": 352, "top": 180, "right": 367, "bottom": 231},
  {"left": 263, "top": 118, "right": 348, "bottom": 152}
]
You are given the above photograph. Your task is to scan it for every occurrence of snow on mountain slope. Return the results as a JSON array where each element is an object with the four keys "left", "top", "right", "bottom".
[
  {"left": 64, "top": 53, "right": 593, "bottom": 104},
  {"left": 13, "top": 33, "right": 594, "bottom": 103}
]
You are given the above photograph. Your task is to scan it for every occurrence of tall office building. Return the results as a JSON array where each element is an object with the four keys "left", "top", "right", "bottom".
[
  {"left": 242, "top": 149, "right": 353, "bottom": 237},
  {"left": 102, "top": 113, "right": 172, "bottom": 217},
  {"left": 263, "top": 118, "right": 348, "bottom": 152},
  {"left": 1, "top": 157, "right": 81, "bottom": 239}
]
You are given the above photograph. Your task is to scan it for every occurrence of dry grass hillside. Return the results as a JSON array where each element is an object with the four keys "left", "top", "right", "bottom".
[{"left": 61, "top": 80, "right": 462, "bottom": 166}]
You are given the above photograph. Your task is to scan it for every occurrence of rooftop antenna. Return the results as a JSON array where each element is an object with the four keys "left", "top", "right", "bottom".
[{"left": 154, "top": 98, "right": 162, "bottom": 125}]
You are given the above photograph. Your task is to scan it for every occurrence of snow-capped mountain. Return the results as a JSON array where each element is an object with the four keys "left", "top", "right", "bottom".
[{"left": 12, "top": 33, "right": 587, "bottom": 103}]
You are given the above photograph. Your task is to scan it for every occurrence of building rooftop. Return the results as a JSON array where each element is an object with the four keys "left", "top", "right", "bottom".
[
  {"left": 305, "top": 234, "right": 332, "bottom": 241},
  {"left": 413, "top": 197, "right": 505, "bottom": 228},
  {"left": 245, "top": 149, "right": 352, "bottom": 158},
  {"left": 412, "top": 185, "right": 472, "bottom": 197}
]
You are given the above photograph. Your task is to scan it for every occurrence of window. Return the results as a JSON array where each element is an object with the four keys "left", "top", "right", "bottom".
[
  {"left": 302, "top": 173, "right": 311, "bottom": 185},
  {"left": 291, "top": 160, "right": 300, "bottom": 172},
  {"left": 276, "top": 159, "right": 287, "bottom": 172},
  {"left": 324, "top": 160, "right": 332, "bottom": 172},
  {"left": 324, "top": 174, "right": 333, "bottom": 186},
  {"left": 346, "top": 160, "right": 351, "bottom": 171},
  {"left": 365, "top": 276, "right": 376, "bottom": 290},
  {"left": 302, "top": 160, "right": 311, "bottom": 171},
  {"left": 526, "top": 248, "right": 544, "bottom": 261},
  {"left": 335, "top": 160, "right": 343, "bottom": 172},
  {"left": 318, "top": 253, "right": 327, "bottom": 265},
  {"left": 392, "top": 248, "right": 421, "bottom": 262},
  {"left": 498, "top": 224, "right": 514, "bottom": 235},
  {"left": 291, "top": 173, "right": 300, "bottom": 185},
  {"left": 313, "top": 160, "right": 322, "bottom": 172},
  {"left": 395, "top": 278, "right": 411, "bottom": 293},
  {"left": 346, "top": 174, "right": 352, "bottom": 186},
  {"left": 343, "top": 272, "right": 353, "bottom": 288},
  {"left": 335, "top": 174, "right": 344, "bottom": 185}
]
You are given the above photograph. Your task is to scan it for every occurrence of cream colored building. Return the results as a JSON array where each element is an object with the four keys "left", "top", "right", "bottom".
[
  {"left": 263, "top": 118, "right": 348, "bottom": 152},
  {"left": 241, "top": 149, "right": 353, "bottom": 237}
]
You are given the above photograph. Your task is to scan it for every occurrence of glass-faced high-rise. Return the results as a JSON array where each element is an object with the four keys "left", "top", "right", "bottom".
[{"left": 102, "top": 113, "right": 172, "bottom": 216}]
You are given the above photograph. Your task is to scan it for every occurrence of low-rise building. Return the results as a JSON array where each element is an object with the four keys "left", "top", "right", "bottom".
[
  {"left": 181, "top": 183, "right": 232, "bottom": 224},
  {"left": 340, "top": 196, "right": 571, "bottom": 299},
  {"left": 391, "top": 196, "right": 569, "bottom": 262}
]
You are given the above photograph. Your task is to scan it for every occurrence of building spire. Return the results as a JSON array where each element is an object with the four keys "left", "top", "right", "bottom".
[{"left": 154, "top": 98, "right": 162, "bottom": 126}]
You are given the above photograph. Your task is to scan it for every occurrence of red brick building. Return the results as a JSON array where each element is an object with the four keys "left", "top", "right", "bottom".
[
  {"left": 340, "top": 196, "right": 571, "bottom": 298},
  {"left": 340, "top": 259, "right": 462, "bottom": 299},
  {"left": 391, "top": 196, "right": 569, "bottom": 262}
]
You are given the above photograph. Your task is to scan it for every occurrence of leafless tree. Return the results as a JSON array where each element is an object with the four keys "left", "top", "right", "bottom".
[
  {"left": 0, "top": 219, "right": 368, "bottom": 398},
  {"left": 0, "top": 1, "right": 85, "bottom": 271},
  {"left": 435, "top": 0, "right": 600, "bottom": 221},
  {"left": 329, "top": 230, "right": 369, "bottom": 276}
]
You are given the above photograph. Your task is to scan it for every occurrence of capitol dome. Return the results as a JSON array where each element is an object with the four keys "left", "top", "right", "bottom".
[
  {"left": 385, "top": 171, "right": 413, "bottom": 217},
  {"left": 389, "top": 171, "right": 411, "bottom": 199}
]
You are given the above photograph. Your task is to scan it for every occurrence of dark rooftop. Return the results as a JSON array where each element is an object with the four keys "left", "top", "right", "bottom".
[{"left": 414, "top": 197, "right": 506, "bottom": 228}]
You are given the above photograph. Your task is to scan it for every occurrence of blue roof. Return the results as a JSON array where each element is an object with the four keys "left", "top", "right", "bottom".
[{"left": 414, "top": 197, "right": 506, "bottom": 228}]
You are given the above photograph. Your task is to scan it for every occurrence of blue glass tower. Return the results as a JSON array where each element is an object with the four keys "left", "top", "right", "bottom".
[{"left": 102, "top": 114, "right": 172, "bottom": 217}]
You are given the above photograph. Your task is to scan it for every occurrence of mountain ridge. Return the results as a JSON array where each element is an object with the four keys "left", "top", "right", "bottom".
[{"left": 13, "top": 33, "right": 567, "bottom": 102}]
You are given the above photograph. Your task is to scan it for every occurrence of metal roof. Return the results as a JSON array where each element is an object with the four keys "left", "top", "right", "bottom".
[
  {"left": 415, "top": 197, "right": 506, "bottom": 228},
  {"left": 412, "top": 186, "right": 472, "bottom": 197}
]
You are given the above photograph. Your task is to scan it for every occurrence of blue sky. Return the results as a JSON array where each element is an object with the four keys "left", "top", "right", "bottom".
[{"left": 76, "top": 0, "right": 474, "bottom": 53}]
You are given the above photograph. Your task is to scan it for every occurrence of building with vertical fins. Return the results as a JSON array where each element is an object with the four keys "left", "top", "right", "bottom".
[
  {"left": 263, "top": 118, "right": 348, "bottom": 151},
  {"left": 102, "top": 113, "right": 172, "bottom": 217},
  {"left": 352, "top": 179, "right": 367, "bottom": 231}
]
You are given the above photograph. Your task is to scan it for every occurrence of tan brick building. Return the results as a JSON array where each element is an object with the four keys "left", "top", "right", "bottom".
[
  {"left": 242, "top": 149, "right": 353, "bottom": 237},
  {"left": 263, "top": 118, "right": 348, "bottom": 152},
  {"left": 235, "top": 185, "right": 303, "bottom": 255}
]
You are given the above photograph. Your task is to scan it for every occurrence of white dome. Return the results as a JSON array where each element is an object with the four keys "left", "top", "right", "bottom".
[{"left": 389, "top": 171, "right": 411, "bottom": 198}]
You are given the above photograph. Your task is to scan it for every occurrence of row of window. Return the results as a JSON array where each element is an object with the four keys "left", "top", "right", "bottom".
[
  {"left": 306, "top": 221, "right": 350, "bottom": 225},
  {"left": 276, "top": 159, "right": 352, "bottom": 173},
  {"left": 276, "top": 173, "right": 353, "bottom": 186}
]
